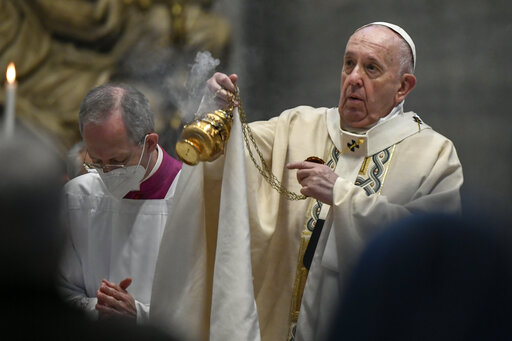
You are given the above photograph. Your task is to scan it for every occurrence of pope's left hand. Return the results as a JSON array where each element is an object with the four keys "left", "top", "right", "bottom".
[
  {"left": 96, "top": 278, "right": 137, "bottom": 321},
  {"left": 287, "top": 161, "right": 338, "bottom": 205}
]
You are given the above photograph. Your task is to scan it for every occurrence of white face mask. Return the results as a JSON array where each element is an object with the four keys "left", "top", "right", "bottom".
[{"left": 97, "top": 136, "right": 149, "bottom": 200}]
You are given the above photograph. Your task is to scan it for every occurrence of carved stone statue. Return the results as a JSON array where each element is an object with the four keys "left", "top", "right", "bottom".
[{"left": 0, "top": 0, "right": 231, "bottom": 154}]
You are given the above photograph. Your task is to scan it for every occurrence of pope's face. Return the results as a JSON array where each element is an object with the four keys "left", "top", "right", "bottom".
[{"left": 338, "top": 26, "right": 405, "bottom": 129}]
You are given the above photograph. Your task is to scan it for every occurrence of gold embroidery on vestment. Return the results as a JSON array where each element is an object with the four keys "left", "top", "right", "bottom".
[{"left": 287, "top": 142, "right": 396, "bottom": 340}]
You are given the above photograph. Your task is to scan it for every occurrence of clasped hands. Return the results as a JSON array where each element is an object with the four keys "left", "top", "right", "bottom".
[{"left": 96, "top": 277, "right": 137, "bottom": 321}]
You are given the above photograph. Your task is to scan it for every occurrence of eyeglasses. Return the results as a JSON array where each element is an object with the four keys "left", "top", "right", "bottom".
[
  {"left": 82, "top": 135, "right": 148, "bottom": 172},
  {"left": 83, "top": 150, "right": 133, "bottom": 172}
]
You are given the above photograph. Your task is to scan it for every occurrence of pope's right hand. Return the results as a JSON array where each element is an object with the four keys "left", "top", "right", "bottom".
[{"left": 207, "top": 72, "right": 239, "bottom": 109}]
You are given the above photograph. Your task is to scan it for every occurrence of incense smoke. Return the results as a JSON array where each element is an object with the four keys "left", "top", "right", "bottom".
[{"left": 165, "top": 51, "right": 220, "bottom": 122}]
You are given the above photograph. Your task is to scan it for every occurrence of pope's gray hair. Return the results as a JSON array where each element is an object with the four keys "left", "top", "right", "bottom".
[
  {"left": 78, "top": 83, "right": 154, "bottom": 146},
  {"left": 397, "top": 38, "right": 414, "bottom": 75}
]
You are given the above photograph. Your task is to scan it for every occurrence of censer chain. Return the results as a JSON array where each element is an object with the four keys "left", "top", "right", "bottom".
[{"left": 232, "top": 89, "right": 307, "bottom": 201}]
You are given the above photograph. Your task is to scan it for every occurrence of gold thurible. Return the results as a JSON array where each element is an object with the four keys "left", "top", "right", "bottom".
[
  {"left": 177, "top": 88, "right": 308, "bottom": 201},
  {"left": 176, "top": 104, "right": 234, "bottom": 166}
]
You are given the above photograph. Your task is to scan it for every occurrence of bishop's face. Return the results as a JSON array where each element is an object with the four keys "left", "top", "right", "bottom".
[
  {"left": 82, "top": 110, "right": 148, "bottom": 173},
  {"left": 338, "top": 26, "right": 405, "bottom": 129}
]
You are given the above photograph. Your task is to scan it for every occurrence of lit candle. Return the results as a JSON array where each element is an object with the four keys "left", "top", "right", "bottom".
[{"left": 4, "top": 62, "right": 17, "bottom": 138}]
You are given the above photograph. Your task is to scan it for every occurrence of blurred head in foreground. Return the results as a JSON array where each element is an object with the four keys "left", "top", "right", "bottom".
[
  {"left": 0, "top": 128, "right": 65, "bottom": 287},
  {"left": 329, "top": 213, "right": 512, "bottom": 340}
]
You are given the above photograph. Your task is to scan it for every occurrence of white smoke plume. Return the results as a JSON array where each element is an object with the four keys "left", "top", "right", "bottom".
[{"left": 165, "top": 51, "right": 220, "bottom": 123}]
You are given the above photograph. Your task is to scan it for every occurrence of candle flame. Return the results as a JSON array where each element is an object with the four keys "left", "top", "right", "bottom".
[{"left": 6, "top": 62, "right": 16, "bottom": 84}]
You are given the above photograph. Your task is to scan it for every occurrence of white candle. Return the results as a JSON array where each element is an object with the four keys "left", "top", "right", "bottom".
[{"left": 4, "top": 62, "right": 17, "bottom": 138}]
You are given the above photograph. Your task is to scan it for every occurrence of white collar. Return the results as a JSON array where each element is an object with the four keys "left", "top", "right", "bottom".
[
  {"left": 326, "top": 105, "right": 429, "bottom": 157},
  {"left": 142, "top": 144, "right": 163, "bottom": 181}
]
